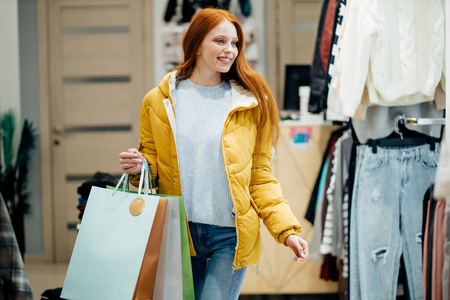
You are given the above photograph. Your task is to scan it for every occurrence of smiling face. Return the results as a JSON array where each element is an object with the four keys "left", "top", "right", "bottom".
[{"left": 192, "top": 19, "right": 239, "bottom": 85}]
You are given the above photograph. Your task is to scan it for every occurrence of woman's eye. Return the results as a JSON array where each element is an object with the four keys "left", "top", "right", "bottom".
[
  {"left": 215, "top": 39, "right": 224, "bottom": 44},
  {"left": 232, "top": 41, "right": 238, "bottom": 46}
]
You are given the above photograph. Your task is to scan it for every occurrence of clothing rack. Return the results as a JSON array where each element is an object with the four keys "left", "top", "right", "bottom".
[{"left": 398, "top": 115, "right": 446, "bottom": 126}]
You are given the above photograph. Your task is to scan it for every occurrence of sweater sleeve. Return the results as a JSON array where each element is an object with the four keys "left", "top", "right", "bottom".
[{"left": 336, "top": 0, "right": 376, "bottom": 117}]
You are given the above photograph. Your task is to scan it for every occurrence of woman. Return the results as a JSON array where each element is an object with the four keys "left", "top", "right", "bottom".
[{"left": 119, "top": 8, "right": 309, "bottom": 299}]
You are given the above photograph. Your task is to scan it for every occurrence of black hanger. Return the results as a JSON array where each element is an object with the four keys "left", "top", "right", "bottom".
[{"left": 367, "top": 115, "right": 437, "bottom": 154}]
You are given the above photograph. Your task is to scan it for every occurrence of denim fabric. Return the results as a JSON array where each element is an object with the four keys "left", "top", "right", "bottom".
[
  {"left": 189, "top": 222, "right": 247, "bottom": 300},
  {"left": 425, "top": 199, "right": 437, "bottom": 300},
  {"left": 350, "top": 144, "right": 439, "bottom": 300}
]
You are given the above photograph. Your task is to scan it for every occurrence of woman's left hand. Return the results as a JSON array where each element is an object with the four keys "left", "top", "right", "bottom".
[{"left": 285, "top": 235, "right": 309, "bottom": 262}]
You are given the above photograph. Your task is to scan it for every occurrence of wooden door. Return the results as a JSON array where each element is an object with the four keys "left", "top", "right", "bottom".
[{"left": 46, "top": 0, "right": 153, "bottom": 262}]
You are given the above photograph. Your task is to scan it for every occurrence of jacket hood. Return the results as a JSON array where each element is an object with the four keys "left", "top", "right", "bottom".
[{"left": 157, "top": 71, "right": 176, "bottom": 100}]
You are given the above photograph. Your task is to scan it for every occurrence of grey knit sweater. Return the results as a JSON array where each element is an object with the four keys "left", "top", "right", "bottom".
[{"left": 174, "top": 79, "right": 235, "bottom": 227}]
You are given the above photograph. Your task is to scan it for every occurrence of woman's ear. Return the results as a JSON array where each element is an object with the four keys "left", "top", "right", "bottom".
[{"left": 196, "top": 46, "right": 202, "bottom": 55}]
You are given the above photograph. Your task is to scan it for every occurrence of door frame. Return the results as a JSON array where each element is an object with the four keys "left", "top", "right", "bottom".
[
  {"left": 36, "top": 0, "right": 153, "bottom": 262},
  {"left": 37, "top": 0, "right": 53, "bottom": 262}
]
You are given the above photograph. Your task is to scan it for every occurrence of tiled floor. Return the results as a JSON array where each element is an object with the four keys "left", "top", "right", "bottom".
[
  {"left": 24, "top": 262, "right": 340, "bottom": 300},
  {"left": 25, "top": 261, "right": 68, "bottom": 300}
]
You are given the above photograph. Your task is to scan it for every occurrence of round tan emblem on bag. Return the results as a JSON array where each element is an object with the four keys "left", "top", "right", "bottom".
[{"left": 129, "top": 197, "right": 145, "bottom": 216}]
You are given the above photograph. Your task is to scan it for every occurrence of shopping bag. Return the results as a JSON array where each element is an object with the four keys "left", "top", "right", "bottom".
[
  {"left": 108, "top": 158, "right": 195, "bottom": 300},
  {"left": 166, "top": 194, "right": 195, "bottom": 300},
  {"left": 133, "top": 197, "right": 168, "bottom": 299},
  {"left": 143, "top": 195, "right": 194, "bottom": 300},
  {"left": 134, "top": 195, "right": 194, "bottom": 300},
  {"left": 61, "top": 162, "right": 161, "bottom": 300},
  {"left": 153, "top": 198, "right": 183, "bottom": 299}
]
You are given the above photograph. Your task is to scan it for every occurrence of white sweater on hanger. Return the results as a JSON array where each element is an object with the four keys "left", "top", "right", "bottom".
[{"left": 335, "top": 0, "right": 445, "bottom": 117}]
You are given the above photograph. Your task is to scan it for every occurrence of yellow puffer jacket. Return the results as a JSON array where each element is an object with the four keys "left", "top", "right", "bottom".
[{"left": 131, "top": 71, "right": 301, "bottom": 270}]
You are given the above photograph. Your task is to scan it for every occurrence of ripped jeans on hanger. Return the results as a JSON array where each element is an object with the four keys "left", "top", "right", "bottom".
[{"left": 350, "top": 144, "right": 439, "bottom": 300}]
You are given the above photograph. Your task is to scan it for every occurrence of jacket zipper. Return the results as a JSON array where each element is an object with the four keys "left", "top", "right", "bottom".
[{"left": 222, "top": 113, "right": 239, "bottom": 270}]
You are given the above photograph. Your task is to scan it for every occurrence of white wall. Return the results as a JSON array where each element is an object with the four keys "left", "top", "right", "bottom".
[{"left": 0, "top": 0, "right": 21, "bottom": 136}]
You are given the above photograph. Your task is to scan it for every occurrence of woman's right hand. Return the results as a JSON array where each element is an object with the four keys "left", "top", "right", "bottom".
[{"left": 118, "top": 148, "right": 144, "bottom": 174}]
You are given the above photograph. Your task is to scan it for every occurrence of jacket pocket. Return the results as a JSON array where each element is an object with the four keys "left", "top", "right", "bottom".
[{"left": 248, "top": 189, "right": 260, "bottom": 215}]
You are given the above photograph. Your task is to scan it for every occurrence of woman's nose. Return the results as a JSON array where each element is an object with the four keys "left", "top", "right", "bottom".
[{"left": 224, "top": 43, "right": 233, "bottom": 52}]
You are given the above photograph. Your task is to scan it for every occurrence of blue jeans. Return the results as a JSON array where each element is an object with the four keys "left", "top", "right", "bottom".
[
  {"left": 350, "top": 144, "right": 439, "bottom": 300},
  {"left": 189, "top": 222, "right": 247, "bottom": 300}
]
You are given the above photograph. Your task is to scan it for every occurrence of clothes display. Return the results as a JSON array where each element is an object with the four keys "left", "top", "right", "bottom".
[
  {"left": 350, "top": 144, "right": 439, "bottom": 300},
  {"left": 432, "top": 199, "right": 445, "bottom": 300},
  {"left": 321, "top": 130, "right": 352, "bottom": 258},
  {"left": 422, "top": 184, "right": 448, "bottom": 300},
  {"left": 325, "top": 0, "right": 351, "bottom": 122},
  {"left": 308, "top": 127, "right": 346, "bottom": 264},
  {"left": 307, "top": 127, "right": 352, "bottom": 279},
  {"left": 432, "top": 139, "right": 450, "bottom": 300},
  {"left": 163, "top": 0, "right": 251, "bottom": 23},
  {"left": 321, "top": 131, "right": 352, "bottom": 278},
  {"left": 305, "top": 126, "right": 350, "bottom": 224},
  {"left": 308, "top": 0, "right": 446, "bottom": 121},
  {"left": 304, "top": 2, "right": 446, "bottom": 293},
  {"left": 308, "top": 0, "right": 331, "bottom": 114},
  {"left": 306, "top": 127, "right": 445, "bottom": 299},
  {"left": 337, "top": 0, "right": 445, "bottom": 115},
  {"left": 424, "top": 188, "right": 438, "bottom": 300}
]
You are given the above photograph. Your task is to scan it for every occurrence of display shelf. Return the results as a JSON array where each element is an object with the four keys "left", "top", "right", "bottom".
[{"left": 280, "top": 119, "right": 335, "bottom": 127}]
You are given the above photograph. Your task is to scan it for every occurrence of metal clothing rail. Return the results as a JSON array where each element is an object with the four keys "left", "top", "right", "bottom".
[
  {"left": 398, "top": 115, "right": 446, "bottom": 126},
  {"left": 403, "top": 117, "right": 446, "bottom": 126}
]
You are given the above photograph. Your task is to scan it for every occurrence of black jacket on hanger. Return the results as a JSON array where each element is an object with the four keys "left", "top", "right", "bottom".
[{"left": 308, "top": 0, "right": 330, "bottom": 114}]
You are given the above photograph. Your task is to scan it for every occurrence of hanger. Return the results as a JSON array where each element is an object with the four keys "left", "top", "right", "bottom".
[{"left": 367, "top": 114, "right": 440, "bottom": 153}]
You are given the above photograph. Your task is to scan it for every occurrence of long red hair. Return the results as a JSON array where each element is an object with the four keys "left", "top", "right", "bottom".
[{"left": 173, "top": 8, "right": 280, "bottom": 152}]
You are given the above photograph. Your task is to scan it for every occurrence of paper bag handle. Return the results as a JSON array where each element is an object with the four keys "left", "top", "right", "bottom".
[
  {"left": 112, "top": 157, "right": 156, "bottom": 196},
  {"left": 113, "top": 161, "right": 149, "bottom": 196}
]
